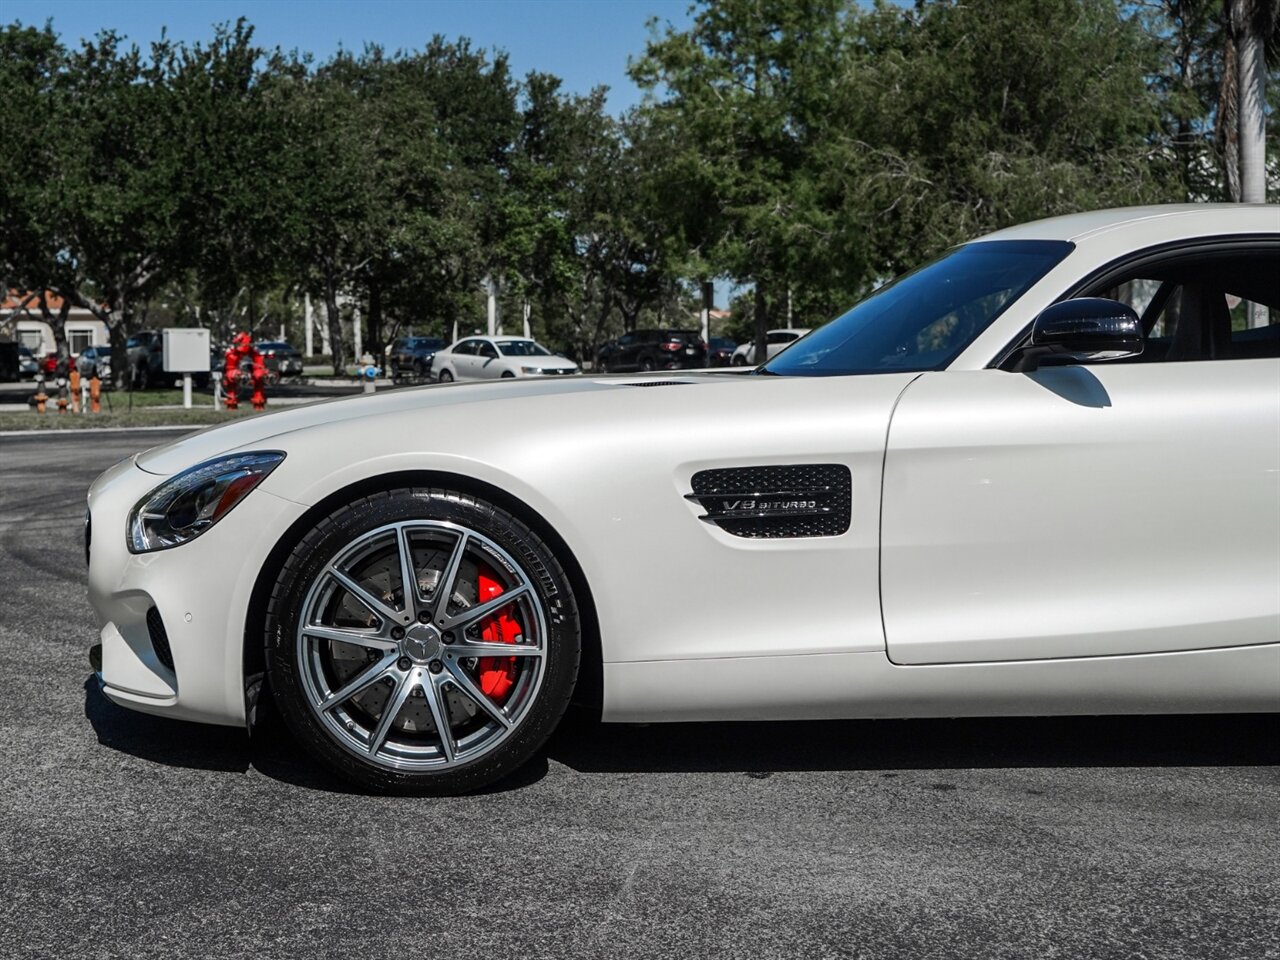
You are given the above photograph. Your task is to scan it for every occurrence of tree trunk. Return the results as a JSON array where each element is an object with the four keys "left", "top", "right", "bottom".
[
  {"left": 700, "top": 279, "right": 714, "bottom": 346},
  {"left": 1236, "top": 18, "right": 1266, "bottom": 204},
  {"left": 39, "top": 292, "right": 72, "bottom": 362},
  {"left": 366, "top": 279, "right": 384, "bottom": 360},
  {"left": 753, "top": 281, "right": 768, "bottom": 365},
  {"left": 1234, "top": 0, "right": 1269, "bottom": 326},
  {"left": 108, "top": 320, "right": 128, "bottom": 391},
  {"left": 324, "top": 273, "right": 345, "bottom": 376},
  {"left": 1218, "top": 28, "right": 1241, "bottom": 201}
]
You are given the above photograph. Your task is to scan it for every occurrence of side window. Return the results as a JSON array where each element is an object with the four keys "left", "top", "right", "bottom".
[
  {"left": 1088, "top": 248, "right": 1279, "bottom": 362},
  {"left": 454, "top": 340, "right": 476, "bottom": 356},
  {"left": 767, "top": 331, "right": 797, "bottom": 345},
  {"left": 478, "top": 341, "right": 498, "bottom": 359},
  {"left": 617, "top": 333, "right": 636, "bottom": 347}
]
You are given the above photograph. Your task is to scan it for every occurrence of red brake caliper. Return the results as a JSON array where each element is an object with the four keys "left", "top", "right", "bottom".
[{"left": 475, "top": 567, "right": 520, "bottom": 703}]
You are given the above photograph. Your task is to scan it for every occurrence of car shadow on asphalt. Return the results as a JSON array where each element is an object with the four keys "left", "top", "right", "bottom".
[
  {"left": 545, "top": 708, "right": 1280, "bottom": 774},
  {"left": 85, "top": 678, "right": 1279, "bottom": 794},
  {"left": 83, "top": 676, "right": 548, "bottom": 794}
]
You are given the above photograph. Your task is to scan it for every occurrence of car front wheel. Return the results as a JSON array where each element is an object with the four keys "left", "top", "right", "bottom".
[
  {"left": 264, "top": 487, "right": 581, "bottom": 794},
  {"left": 438, "top": 369, "right": 453, "bottom": 383}
]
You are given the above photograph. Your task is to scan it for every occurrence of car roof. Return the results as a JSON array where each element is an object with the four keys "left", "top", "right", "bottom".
[{"left": 974, "top": 203, "right": 1277, "bottom": 244}]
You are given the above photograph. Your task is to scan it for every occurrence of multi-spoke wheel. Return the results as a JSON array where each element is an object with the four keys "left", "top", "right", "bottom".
[{"left": 265, "top": 487, "right": 581, "bottom": 794}]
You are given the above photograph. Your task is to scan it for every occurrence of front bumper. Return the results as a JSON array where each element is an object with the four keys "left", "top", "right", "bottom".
[{"left": 86, "top": 455, "right": 307, "bottom": 726}]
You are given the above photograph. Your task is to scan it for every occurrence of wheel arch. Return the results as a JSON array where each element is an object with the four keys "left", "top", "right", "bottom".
[{"left": 242, "top": 469, "right": 602, "bottom": 727}]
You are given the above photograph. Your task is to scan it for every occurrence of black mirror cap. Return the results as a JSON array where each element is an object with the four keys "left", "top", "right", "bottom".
[{"left": 1026, "top": 297, "right": 1143, "bottom": 366}]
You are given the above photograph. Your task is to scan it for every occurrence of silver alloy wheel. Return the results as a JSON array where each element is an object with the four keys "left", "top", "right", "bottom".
[{"left": 295, "top": 520, "right": 548, "bottom": 771}]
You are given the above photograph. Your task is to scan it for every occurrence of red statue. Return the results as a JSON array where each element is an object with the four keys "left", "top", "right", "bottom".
[{"left": 222, "top": 332, "right": 267, "bottom": 411}]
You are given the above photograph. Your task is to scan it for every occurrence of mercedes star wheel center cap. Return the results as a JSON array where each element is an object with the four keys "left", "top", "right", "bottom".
[{"left": 401, "top": 624, "right": 442, "bottom": 663}]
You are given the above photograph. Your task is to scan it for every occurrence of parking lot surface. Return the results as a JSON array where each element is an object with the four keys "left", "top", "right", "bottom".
[{"left": 1, "top": 430, "right": 1277, "bottom": 960}]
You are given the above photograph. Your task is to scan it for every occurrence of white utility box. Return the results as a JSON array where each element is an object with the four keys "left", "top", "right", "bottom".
[
  {"left": 163, "top": 327, "right": 211, "bottom": 372},
  {"left": 162, "top": 327, "right": 212, "bottom": 408}
]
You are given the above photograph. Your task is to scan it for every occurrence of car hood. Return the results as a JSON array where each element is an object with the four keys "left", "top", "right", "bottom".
[{"left": 134, "top": 374, "right": 721, "bottom": 475}]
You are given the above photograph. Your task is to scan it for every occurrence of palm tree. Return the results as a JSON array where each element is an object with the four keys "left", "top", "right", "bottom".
[
  {"left": 1219, "top": 2, "right": 1277, "bottom": 201},
  {"left": 1222, "top": 0, "right": 1278, "bottom": 326}
]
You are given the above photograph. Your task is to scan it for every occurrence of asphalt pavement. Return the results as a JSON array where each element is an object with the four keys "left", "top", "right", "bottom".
[{"left": 1, "top": 430, "right": 1277, "bottom": 960}]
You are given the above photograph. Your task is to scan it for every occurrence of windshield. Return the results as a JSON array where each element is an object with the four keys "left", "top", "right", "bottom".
[
  {"left": 497, "top": 340, "right": 551, "bottom": 357},
  {"left": 762, "top": 240, "right": 1073, "bottom": 376}
]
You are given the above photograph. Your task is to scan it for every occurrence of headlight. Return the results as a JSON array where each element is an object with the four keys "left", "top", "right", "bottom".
[
  {"left": 128, "top": 451, "right": 285, "bottom": 553},
  {"left": 519, "top": 366, "right": 542, "bottom": 375}
]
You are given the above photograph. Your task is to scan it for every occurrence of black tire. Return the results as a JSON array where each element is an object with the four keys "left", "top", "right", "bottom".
[
  {"left": 438, "top": 369, "right": 453, "bottom": 383},
  {"left": 500, "top": 371, "right": 515, "bottom": 379},
  {"left": 731, "top": 354, "right": 747, "bottom": 367},
  {"left": 639, "top": 356, "right": 655, "bottom": 372},
  {"left": 264, "top": 486, "right": 581, "bottom": 794}
]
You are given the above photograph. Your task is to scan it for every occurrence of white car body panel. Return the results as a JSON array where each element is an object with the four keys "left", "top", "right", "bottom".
[
  {"left": 87, "top": 454, "right": 307, "bottom": 725},
  {"left": 85, "top": 205, "right": 1280, "bottom": 730},
  {"left": 606, "top": 645, "right": 1280, "bottom": 722},
  {"left": 882, "top": 361, "right": 1280, "bottom": 664}
]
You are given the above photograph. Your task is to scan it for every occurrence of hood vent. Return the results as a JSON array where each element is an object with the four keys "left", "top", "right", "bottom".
[{"left": 619, "top": 380, "right": 693, "bottom": 388}]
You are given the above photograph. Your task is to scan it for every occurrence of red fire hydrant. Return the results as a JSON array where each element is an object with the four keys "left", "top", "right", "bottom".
[{"left": 222, "top": 332, "right": 267, "bottom": 411}]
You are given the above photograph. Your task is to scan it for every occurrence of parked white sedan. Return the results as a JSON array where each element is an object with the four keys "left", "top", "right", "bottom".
[
  {"left": 86, "top": 205, "right": 1279, "bottom": 795},
  {"left": 731, "top": 327, "right": 811, "bottom": 365},
  {"left": 430, "top": 336, "right": 579, "bottom": 382}
]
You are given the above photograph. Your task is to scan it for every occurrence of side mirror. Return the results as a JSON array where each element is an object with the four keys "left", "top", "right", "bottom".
[{"left": 1015, "top": 298, "right": 1142, "bottom": 371}]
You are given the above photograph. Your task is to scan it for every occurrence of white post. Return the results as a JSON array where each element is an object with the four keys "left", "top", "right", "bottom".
[
  {"left": 214, "top": 377, "right": 222, "bottom": 410},
  {"left": 305, "top": 294, "right": 314, "bottom": 357},
  {"left": 319, "top": 299, "right": 331, "bottom": 356},
  {"left": 182, "top": 373, "right": 193, "bottom": 409},
  {"left": 522, "top": 301, "right": 532, "bottom": 339},
  {"left": 452, "top": 319, "right": 459, "bottom": 344},
  {"left": 353, "top": 305, "right": 362, "bottom": 363},
  {"left": 485, "top": 275, "right": 498, "bottom": 336}
]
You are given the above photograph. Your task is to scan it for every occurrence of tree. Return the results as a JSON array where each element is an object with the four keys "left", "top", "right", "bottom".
[
  {"left": 1224, "top": 0, "right": 1278, "bottom": 204},
  {"left": 632, "top": 0, "right": 851, "bottom": 360}
]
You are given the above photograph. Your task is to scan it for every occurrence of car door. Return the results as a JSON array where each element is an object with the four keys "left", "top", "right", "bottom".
[
  {"left": 474, "top": 340, "right": 502, "bottom": 379},
  {"left": 881, "top": 242, "right": 1280, "bottom": 664},
  {"left": 448, "top": 340, "right": 477, "bottom": 378}
]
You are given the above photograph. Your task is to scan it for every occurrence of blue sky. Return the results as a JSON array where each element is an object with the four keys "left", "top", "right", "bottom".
[{"left": 4, "top": 0, "right": 698, "bottom": 112}]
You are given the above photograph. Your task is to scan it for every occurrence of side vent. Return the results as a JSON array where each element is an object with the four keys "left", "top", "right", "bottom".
[
  {"left": 619, "top": 380, "right": 693, "bottom": 388},
  {"left": 686, "top": 464, "right": 851, "bottom": 539}
]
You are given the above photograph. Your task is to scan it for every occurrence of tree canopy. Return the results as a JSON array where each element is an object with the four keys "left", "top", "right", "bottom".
[{"left": 1, "top": 1, "right": 1273, "bottom": 370}]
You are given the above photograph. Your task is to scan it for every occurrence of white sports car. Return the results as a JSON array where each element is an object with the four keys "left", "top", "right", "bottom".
[
  {"left": 87, "top": 205, "right": 1280, "bottom": 794},
  {"left": 429, "top": 335, "right": 579, "bottom": 382}
]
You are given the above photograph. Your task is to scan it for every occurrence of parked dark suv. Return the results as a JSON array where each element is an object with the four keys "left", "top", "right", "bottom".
[
  {"left": 390, "top": 336, "right": 446, "bottom": 382},
  {"left": 595, "top": 329, "right": 707, "bottom": 373}
]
